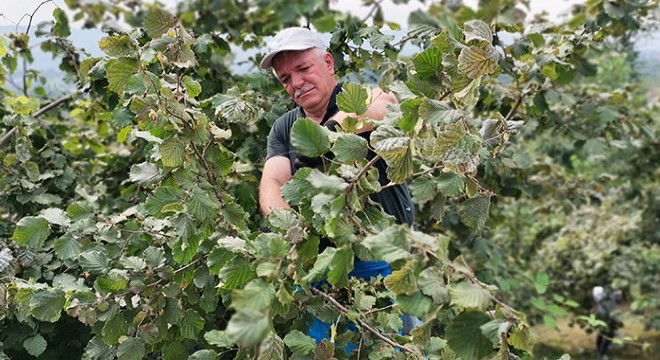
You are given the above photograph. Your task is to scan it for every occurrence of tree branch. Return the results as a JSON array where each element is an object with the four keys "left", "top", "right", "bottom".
[
  {"left": 0, "top": 92, "right": 76, "bottom": 149},
  {"left": 310, "top": 287, "right": 422, "bottom": 357}
]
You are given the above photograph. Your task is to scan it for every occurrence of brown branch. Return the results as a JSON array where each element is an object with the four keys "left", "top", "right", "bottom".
[
  {"left": 355, "top": 154, "right": 382, "bottom": 183},
  {"left": 0, "top": 92, "right": 76, "bottom": 149},
  {"left": 310, "top": 287, "right": 422, "bottom": 357},
  {"left": 361, "top": 0, "right": 385, "bottom": 23},
  {"left": 505, "top": 83, "right": 533, "bottom": 122}
]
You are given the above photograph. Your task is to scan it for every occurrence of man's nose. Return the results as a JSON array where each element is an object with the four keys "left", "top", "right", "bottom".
[{"left": 291, "top": 73, "right": 305, "bottom": 88}]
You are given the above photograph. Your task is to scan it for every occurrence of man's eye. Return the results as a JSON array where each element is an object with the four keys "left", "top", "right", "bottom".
[
  {"left": 281, "top": 77, "right": 290, "bottom": 84},
  {"left": 300, "top": 67, "right": 309, "bottom": 72}
]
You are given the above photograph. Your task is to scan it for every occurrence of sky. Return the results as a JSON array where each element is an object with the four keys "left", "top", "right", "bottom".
[{"left": 0, "top": 0, "right": 585, "bottom": 27}]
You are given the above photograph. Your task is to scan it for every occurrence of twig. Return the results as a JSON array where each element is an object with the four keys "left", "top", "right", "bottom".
[
  {"left": 361, "top": 0, "right": 385, "bottom": 23},
  {"left": 355, "top": 154, "right": 382, "bottom": 184},
  {"left": 0, "top": 92, "right": 76, "bottom": 149},
  {"left": 310, "top": 287, "right": 422, "bottom": 357}
]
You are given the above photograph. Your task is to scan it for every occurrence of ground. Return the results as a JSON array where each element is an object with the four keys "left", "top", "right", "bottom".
[{"left": 531, "top": 315, "right": 660, "bottom": 360}]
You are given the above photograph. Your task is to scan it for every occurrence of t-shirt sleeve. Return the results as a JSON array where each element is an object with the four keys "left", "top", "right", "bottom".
[{"left": 266, "top": 117, "right": 289, "bottom": 160}]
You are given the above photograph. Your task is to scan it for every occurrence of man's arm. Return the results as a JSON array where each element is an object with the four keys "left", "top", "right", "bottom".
[
  {"left": 259, "top": 155, "right": 293, "bottom": 215},
  {"left": 333, "top": 87, "right": 397, "bottom": 133}
]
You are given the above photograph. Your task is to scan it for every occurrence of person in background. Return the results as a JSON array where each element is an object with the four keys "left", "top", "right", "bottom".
[
  {"left": 258, "top": 26, "right": 419, "bottom": 348},
  {"left": 592, "top": 285, "right": 623, "bottom": 360}
]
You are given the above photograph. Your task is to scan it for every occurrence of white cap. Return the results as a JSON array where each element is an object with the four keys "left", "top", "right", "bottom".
[{"left": 260, "top": 27, "right": 326, "bottom": 69}]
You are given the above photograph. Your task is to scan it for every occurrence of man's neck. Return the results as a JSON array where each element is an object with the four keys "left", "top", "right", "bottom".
[{"left": 302, "top": 100, "right": 331, "bottom": 123}]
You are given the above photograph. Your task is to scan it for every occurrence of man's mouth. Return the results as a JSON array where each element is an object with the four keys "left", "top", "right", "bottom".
[{"left": 295, "top": 86, "right": 315, "bottom": 99}]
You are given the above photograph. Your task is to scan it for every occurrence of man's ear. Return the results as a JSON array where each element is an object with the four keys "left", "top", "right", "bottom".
[{"left": 324, "top": 52, "right": 334, "bottom": 73}]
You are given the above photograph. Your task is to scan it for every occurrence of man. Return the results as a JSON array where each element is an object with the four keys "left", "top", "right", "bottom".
[
  {"left": 258, "top": 26, "right": 413, "bottom": 225},
  {"left": 258, "top": 26, "right": 418, "bottom": 346}
]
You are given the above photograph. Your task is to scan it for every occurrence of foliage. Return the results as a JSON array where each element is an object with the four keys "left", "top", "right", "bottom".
[{"left": 0, "top": 0, "right": 658, "bottom": 358}]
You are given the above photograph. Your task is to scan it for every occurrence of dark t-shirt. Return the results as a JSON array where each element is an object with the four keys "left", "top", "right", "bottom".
[{"left": 266, "top": 83, "right": 414, "bottom": 225}]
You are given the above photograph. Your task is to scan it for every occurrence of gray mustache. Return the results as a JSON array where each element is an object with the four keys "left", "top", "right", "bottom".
[{"left": 295, "top": 85, "right": 314, "bottom": 98}]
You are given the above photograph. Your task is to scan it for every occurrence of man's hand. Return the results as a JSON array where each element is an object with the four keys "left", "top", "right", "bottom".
[{"left": 259, "top": 155, "right": 292, "bottom": 215}]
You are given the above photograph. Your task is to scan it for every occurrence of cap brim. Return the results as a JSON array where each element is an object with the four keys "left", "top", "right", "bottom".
[{"left": 259, "top": 43, "right": 321, "bottom": 69}]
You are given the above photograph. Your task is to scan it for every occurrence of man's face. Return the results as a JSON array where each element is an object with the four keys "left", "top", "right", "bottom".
[{"left": 272, "top": 49, "right": 336, "bottom": 117}]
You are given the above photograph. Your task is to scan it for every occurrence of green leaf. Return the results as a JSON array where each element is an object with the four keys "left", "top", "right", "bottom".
[
  {"left": 129, "top": 162, "right": 161, "bottom": 184},
  {"left": 363, "top": 225, "right": 411, "bottom": 263},
  {"left": 40, "top": 208, "right": 70, "bottom": 227},
  {"left": 188, "top": 187, "right": 220, "bottom": 220},
  {"left": 85, "top": 336, "right": 113, "bottom": 360},
  {"left": 371, "top": 125, "right": 414, "bottom": 183},
  {"left": 218, "top": 257, "right": 255, "bottom": 290},
  {"left": 337, "top": 83, "right": 369, "bottom": 115},
  {"left": 226, "top": 310, "right": 271, "bottom": 347},
  {"left": 162, "top": 342, "right": 187, "bottom": 360},
  {"left": 117, "top": 337, "right": 146, "bottom": 360},
  {"left": 463, "top": 20, "right": 492, "bottom": 43},
  {"left": 204, "top": 330, "right": 234, "bottom": 348},
  {"left": 257, "top": 334, "right": 284, "bottom": 360},
  {"left": 266, "top": 208, "right": 298, "bottom": 231},
  {"left": 458, "top": 44, "right": 499, "bottom": 80},
  {"left": 449, "top": 282, "right": 492, "bottom": 311},
  {"left": 312, "top": 14, "right": 337, "bottom": 33},
  {"left": 413, "top": 48, "right": 443, "bottom": 80},
  {"left": 420, "top": 100, "right": 464, "bottom": 126},
  {"left": 103, "top": 313, "right": 129, "bottom": 345},
  {"left": 284, "top": 330, "right": 317, "bottom": 355},
  {"left": 327, "top": 245, "right": 354, "bottom": 288},
  {"left": 480, "top": 319, "right": 510, "bottom": 346},
  {"left": 332, "top": 134, "right": 369, "bottom": 163},
  {"left": 302, "top": 247, "right": 335, "bottom": 283},
  {"left": 419, "top": 267, "right": 449, "bottom": 303},
  {"left": 99, "top": 35, "right": 136, "bottom": 56},
  {"left": 453, "top": 77, "right": 482, "bottom": 106},
  {"left": 508, "top": 323, "right": 533, "bottom": 352},
  {"left": 384, "top": 260, "right": 417, "bottom": 295},
  {"left": 160, "top": 137, "right": 185, "bottom": 167},
  {"left": 144, "top": 8, "right": 176, "bottom": 38},
  {"left": 29, "top": 289, "right": 66, "bottom": 322},
  {"left": 307, "top": 169, "right": 349, "bottom": 194},
  {"left": 437, "top": 172, "right": 465, "bottom": 196},
  {"left": 180, "top": 310, "right": 205, "bottom": 340},
  {"left": 189, "top": 350, "right": 218, "bottom": 360},
  {"left": 145, "top": 186, "right": 182, "bottom": 215},
  {"left": 395, "top": 291, "right": 432, "bottom": 317},
  {"left": 52, "top": 8, "right": 71, "bottom": 37},
  {"left": 459, "top": 193, "right": 490, "bottom": 230},
  {"left": 535, "top": 272, "right": 550, "bottom": 294},
  {"left": 604, "top": 2, "right": 626, "bottom": 19},
  {"left": 290, "top": 118, "right": 331, "bottom": 158},
  {"left": 409, "top": 177, "right": 437, "bottom": 202},
  {"left": 11, "top": 216, "right": 50, "bottom": 247},
  {"left": 107, "top": 57, "right": 140, "bottom": 94},
  {"left": 182, "top": 75, "right": 202, "bottom": 98},
  {"left": 23, "top": 334, "right": 47, "bottom": 357},
  {"left": 96, "top": 271, "right": 129, "bottom": 293},
  {"left": 446, "top": 311, "right": 493, "bottom": 360},
  {"left": 79, "top": 251, "right": 109, "bottom": 275},
  {"left": 231, "top": 279, "right": 275, "bottom": 311}
]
